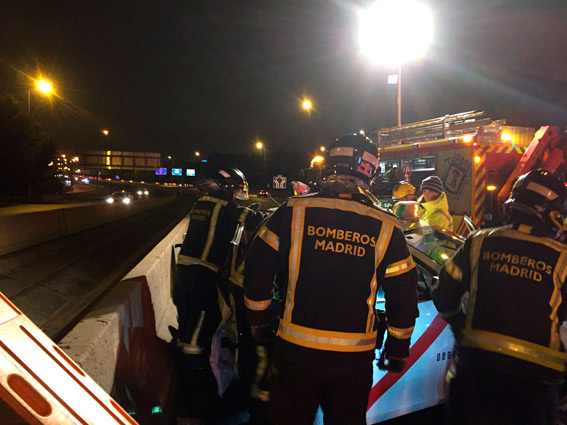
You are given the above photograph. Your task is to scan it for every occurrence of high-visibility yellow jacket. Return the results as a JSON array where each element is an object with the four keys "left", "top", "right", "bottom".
[
  {"left": 243, "top": 191, "right": 418, "bottom": 366},
  {"left": 433, "top": 222, "right": 567, "bottom": 380},
  {"left": 418, "top": 192, "right": 453, "bottom": 231}
]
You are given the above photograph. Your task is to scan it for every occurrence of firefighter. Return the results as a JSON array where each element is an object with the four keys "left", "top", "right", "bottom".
[
  {"left": 431, "top": 169, "right": 567, "bottom": 425},
  {"left": 223, "top": 209, "right": 275, "bottom": 425},
  {"left": 392, "top": 181, "right": 416, "bottom": 202},
  {"left": 418, "top": 175, "right": 453, "bottom": 230},
  {"left": 243, "top": 133, "right": 419, "bottom": 425},
  {"left": 174, "top": 167, "right": 253, "bottom": 425}
]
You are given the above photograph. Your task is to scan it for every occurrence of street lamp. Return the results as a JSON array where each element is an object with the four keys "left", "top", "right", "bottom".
[
  {"left": 255, "top": 141, "right": 266, "bottom": 189},
  {"left": 358, "top": 0, "right": 433, "bottom": 126},
  {"left": 27, "top": 78, "right": 53, "bottom": 114},
  {"left": 301, "top": 97, "right": 321, "bottom": 144},
  {"left": 102, "top": 129, "right": 109, "bottom": 136},
  {"left": 195, "top": 151, "right": 200, "bottom": 157}
]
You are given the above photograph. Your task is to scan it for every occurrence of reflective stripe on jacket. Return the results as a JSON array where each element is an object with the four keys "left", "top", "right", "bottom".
[
  {"left": 244, "top": 192, "right": 418, "bottom": 358},
  {"left": 178, "top": 195, "right": 239, "bottom": 271},
  {"left": 433, "top": 225, "right": 567, "bottom": 374}
]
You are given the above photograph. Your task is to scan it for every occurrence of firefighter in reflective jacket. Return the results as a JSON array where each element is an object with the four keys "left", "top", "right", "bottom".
[
  {"left": 224, "top": 208, "right": 275, "bottom": 425},
  {"left": 244, "top": 134, "right": 419, "bottom": 425},
  {"left": 432, "top": 169, "right": 567, "bottom": 425},
  {"left": 174, "top": 167, "right": 254, "bottom": 424}
]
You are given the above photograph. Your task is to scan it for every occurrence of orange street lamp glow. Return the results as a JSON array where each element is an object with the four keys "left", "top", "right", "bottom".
[
  {"left": 311, "top": 155, "right": 325, "bottom": 164},
  {"left": 36, "top": 79, "right": 52, "bottom": 94},
  {"left": 302, "top": 99, "right": 312, "bottom": 111},
  {"left": 102, "top": 129, "right": 109, "bottom": 136},
  {"left": 256, "top": 141, "right": 263, "bottom": 150},
  {"left": 320, "top": 146, "right": 325, "bottom": 152},
  {"left": 195, "top": 151, "right": 200, "bottom": 157}
]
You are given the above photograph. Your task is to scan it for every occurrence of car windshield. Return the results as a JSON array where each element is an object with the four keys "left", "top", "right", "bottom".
[{"left": 403, "top": 222, "right": 464, "bottom": 265}]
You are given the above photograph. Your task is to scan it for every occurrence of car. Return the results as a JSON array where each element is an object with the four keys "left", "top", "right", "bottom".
[
  {"left": 367, "top": 221, "right": 463, "bottom": 424},
  {"left": 258, "top": 189, "right": 269, "bottom": 198},
  {"left": 106, "top": 191, "right": 134, "bottom": 204},
  {"left": 135, "top": 188, "right": 150, "bottom": 199}
]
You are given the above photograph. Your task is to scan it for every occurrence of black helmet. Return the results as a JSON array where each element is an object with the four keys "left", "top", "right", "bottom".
[
  {"left": 325, "top": 133, "right": 379, "bottom": 185},
  {"left": 504, "top": 169, "right": 567, "bottom": 231},
  {"left": 214, "top": 168, "right": 249, "bottom": 200},
  {"left": 197, "top": 168, "right": 249, "bottom": 200}
]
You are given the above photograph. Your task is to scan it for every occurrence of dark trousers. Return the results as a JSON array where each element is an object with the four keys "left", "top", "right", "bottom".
[
  {"left": 447, "top": 360, "right": 561, "bottom": 425},
  {"left": 269, "top": 353, "right": 372, "bottom": 425},
  {"left": 230, "top": 283, "right": 273, "bottom": 425},
  {"left": 173, "top": 265, "right": 222, "bottom": 419}
]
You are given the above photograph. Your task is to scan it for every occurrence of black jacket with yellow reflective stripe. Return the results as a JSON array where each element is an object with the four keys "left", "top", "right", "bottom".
[
  {"left": 178, "top": 193, "right": 244, "bottom": 272},
  {"left": 433, "top": 221, "right": 567, "bottom": 381},
  {"left": 243, "top": 191, "right": 418, "bottom": 367}
]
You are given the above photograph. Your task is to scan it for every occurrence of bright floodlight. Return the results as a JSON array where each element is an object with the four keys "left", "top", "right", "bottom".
[
  {"left": 256, "top": 141, "right": 263, "bottom": 150},
  {"left": 102, "top": 129, "right": 109, "bottom": 136},
  {"left": 302, "top": 99, "right": 312, "bottom": 111},
  {"left": 359, "top": 0, "right": 433, "bottom": 66},
  {"left": 36, "top": 79, "right": 52, "bottom": 94}
]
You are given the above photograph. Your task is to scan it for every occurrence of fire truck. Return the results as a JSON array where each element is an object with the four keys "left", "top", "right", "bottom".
[{"left": 374, "top": 111, "right": 567, "bottom": 235}]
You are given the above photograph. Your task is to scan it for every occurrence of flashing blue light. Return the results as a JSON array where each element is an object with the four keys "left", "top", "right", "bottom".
[{"left": 201, "top": 159, "right": 208, "bottom": 163}]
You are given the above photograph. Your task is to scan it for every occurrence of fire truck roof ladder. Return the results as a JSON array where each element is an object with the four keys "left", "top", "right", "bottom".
[{"left": 378, "top": 111, "right": 495, "bottom": 147}]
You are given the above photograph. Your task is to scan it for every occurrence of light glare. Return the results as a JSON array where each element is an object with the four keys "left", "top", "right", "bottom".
[
  {"left": 359, "top": 1, "right": 433, "bottom": 66},
  {"left": 501, "top": 133, "right": 513, "bottom": 142},
  {"left": 36, "top": 79, "right": 52, "bottom": 94}
]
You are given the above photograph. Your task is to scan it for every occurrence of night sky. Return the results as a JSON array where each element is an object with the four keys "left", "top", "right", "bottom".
[{"left": 1, "top": 0, "right": 567, "bottom": 160}]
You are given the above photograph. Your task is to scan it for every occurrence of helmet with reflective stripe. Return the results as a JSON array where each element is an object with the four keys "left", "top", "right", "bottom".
[
  {"left": 214, "top": 168, "right": 249, "bottom": 200},
  {"left": 325, "top": 133, "right": 379, "bottom": 185},
  {"left": 504, "top": 169, "right": 567, "bottom": 230}
]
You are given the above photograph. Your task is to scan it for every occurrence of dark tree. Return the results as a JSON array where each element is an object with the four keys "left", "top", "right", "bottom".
[{"left": 0, "top": 94, "right": 58, "bottom": 196}]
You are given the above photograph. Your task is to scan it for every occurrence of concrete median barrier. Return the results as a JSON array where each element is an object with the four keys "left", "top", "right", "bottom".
[
  {"left": 0, "top": 195, "right": 176, "bottom": 257},
  {"left": 58, "top": 216, "right": 188, "bottom": 424}
]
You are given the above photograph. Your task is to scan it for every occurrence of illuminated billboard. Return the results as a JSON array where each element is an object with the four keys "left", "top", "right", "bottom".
[
  {"left": 172, "top": 168, "right": 182, "bottom": 176},
  {"left": 186, "top": 169, "right": 196, "bottom": 176},
  {"left": 155, "top": 168, "right": 167, "bottom": 175}
]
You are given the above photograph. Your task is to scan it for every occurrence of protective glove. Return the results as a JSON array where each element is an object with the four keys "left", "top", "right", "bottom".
[
  {"left": 251, "top": 323, "right": 275, "bottom": 345},
  {"left": 447, "top": 310, "right": 466, "bottom": 340},
  {"left": 378, "top": 352, "right": 406, "bottom": 373}
]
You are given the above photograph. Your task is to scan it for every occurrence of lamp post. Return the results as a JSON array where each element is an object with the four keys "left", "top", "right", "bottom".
[
  {"left": 28, "top": 78, "right": 53, "bottom": 114},
  {"left": 255, "top": 141, "right": 266, "bottom": 189},
  {"left": 358, "top": 0, "right": 433, "bottom": 126}
]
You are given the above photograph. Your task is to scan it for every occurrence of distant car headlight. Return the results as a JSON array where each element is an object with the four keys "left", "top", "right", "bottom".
[
  {"left": 143, "top": 190, "right": 149, "bottom": 195},
  {"left": 122, "top": 197, "right": 131, "bottom": 204},
  {"left": 137, "top": 190, "right": 143, "bottom": 195},
  {"left": 106, "top": 197, "right": 114, "bottom": 203},
  {"left": 82, "top": 178, "right": 89, "bottom": 184}
]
